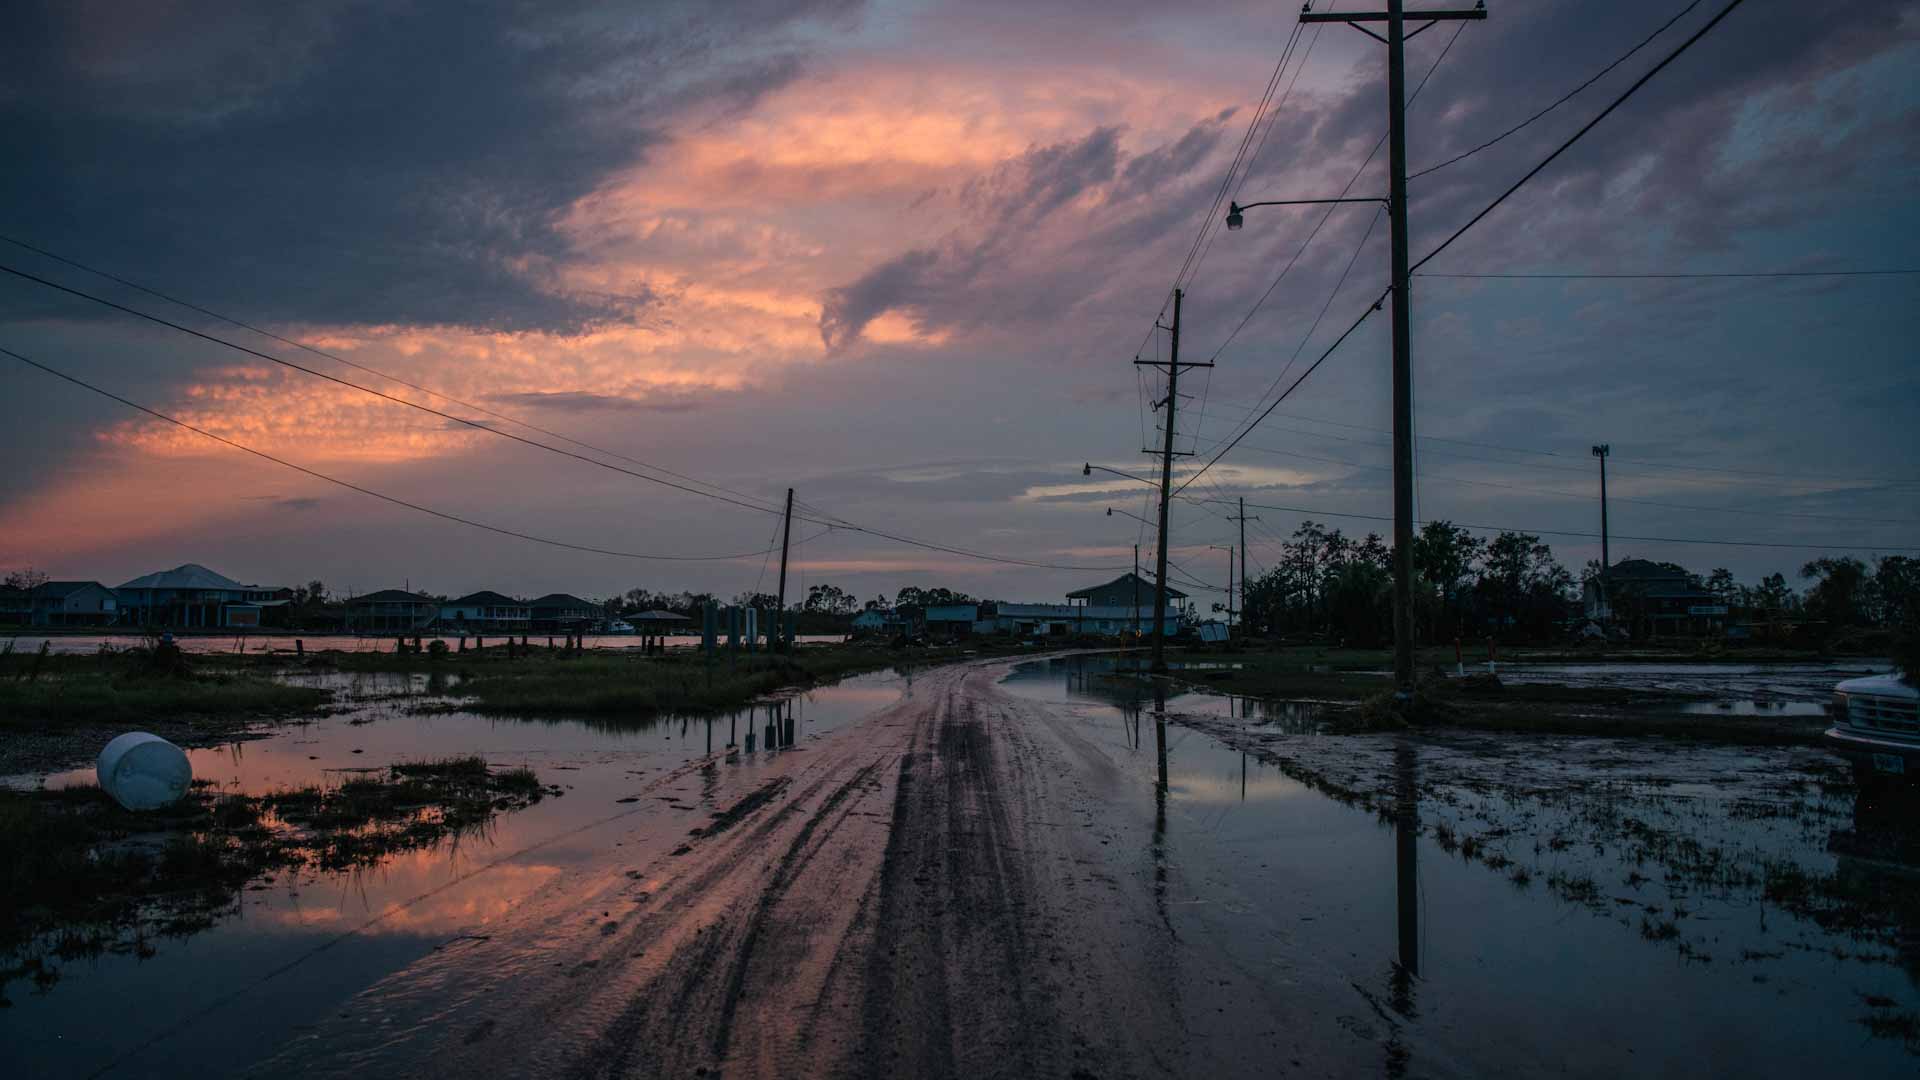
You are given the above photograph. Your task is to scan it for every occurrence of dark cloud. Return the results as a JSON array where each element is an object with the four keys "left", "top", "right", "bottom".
[
  {"left": 818, "top": 121, "right": 1223, "bottom": 351},
  {"left": 486, "top": 389, "right": 715, "bottom": 414},
  {"left": 0, "top": 0, "right": 858, "bottom": 334}
]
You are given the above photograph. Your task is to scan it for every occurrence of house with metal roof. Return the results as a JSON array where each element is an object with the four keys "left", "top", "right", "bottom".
[
  {"left": 115, "top": 563, "right": 290, "bottom": 627},
  {"left": 1585, "top": 559, "right": 1726, "bottom": 636},
  {"left": 1065, "top": 572, "right": 1186, "bottom": 610},
  {"left": 348, "top": 589, "right": 439, "bottom": 632},
  {"left": 530, "top": 593, "right": 601, "bottom": 632},
  {"left": 27, "top": 581, "right": 119, "bottom": 626},
  {"left": 440, "top": 591, "right": 531, "bottom": 632}
]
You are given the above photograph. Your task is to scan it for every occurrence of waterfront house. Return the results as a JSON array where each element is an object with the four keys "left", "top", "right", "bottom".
[
  {"left": 440, "top": 591, "right": 531, "bottom": 632},
  {"left": 1586, "top": 559, "right": 1726, "bottom": 637},
  {"left": 925, "top": 602, "right": 997, "bottom": 637},
  {"left": 530, "top": 593, "right": 600, "bottom": 632},
  {"left": 992, "top": 602, "right": 1172, "bottom": 637},
  {"left": 348, "top": 589, "right": 439, "bottom": 633},
  {"left": 1066, "top": 572, "right": 1185, "bottom": 612},
  {"left": 28, "top": 581, "right": 119, "bottom": 627},
  {"left": 0, "top": 585, "right": 28, "bottom": 624},
  {"left": 115, "top": 564, "right": 291, "bottom": 628}
]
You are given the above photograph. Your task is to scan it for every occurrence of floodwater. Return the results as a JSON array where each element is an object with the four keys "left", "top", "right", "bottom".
[
  {"left": 1003, "top": 655, "right": 1920, "bottom": 1077},
  {"left": 3, "top": 632, "right": 848, "bottom": 656},
  {"left": 0, "top": 668, "right": 906, "bottom": 1079},
  {"left": 9, "top": 653, "right": 1918, "bottom": 1077}
]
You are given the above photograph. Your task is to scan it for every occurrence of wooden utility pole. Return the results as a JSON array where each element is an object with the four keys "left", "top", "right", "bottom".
[
  {"left": 1133, "top": 543, "right": 1141, "bottom": 639},
  {"left": 1230, "top": 496, "right": 1259, "bottom": 632},
  {"left": 1301, "top": 1, "right": 1487, "bottom": 693},
  {"left": 774, "top": 487, "right": 794, "bottom": 652},
  {"left": 1591, "top": 444, "right": 1610, "bottom": 618},
  {"left": 1135, "top": 289, "right": 1210, "bottom": 672}
]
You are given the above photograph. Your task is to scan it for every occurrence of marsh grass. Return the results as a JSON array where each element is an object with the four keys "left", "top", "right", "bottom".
[
  {"left": 455, "top": 648, "right": 902, "bottom": 717},
  {"left": 0, "top": 757, "right": 550, "bottom": 1003},
  {"left": 0, "top": 647, "right": 328, "bottom": 727}
]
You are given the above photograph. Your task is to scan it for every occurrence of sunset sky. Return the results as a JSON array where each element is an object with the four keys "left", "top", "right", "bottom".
[{"left": 2, "top": 0, "right": 1915, "bottom": 606}]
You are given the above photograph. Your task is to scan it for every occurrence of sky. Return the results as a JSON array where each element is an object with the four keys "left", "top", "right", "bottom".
[{"left": 1, "top": 0, "right": 1916, "bottom": 608}]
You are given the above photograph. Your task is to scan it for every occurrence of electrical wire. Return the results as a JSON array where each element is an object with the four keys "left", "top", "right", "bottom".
[
  {"left": 1, "top": 264, "right": 1124, "bottom": 572},
  {"left": 1201, "top": 438, "right": 1920, "bottom": 525},
  {"left": 0, "top": 234, "right": 792, "bottom": 517},
  {"left": 1409, "top": 0, "right": 1704, "bottom": 181},
  {"left": 1418, "top": 269, "right": 1920, "bottom": 280},
  {"left": 1, "top": 345, "right": 789, "bottom": 562},
  {"left": 1183, "top": 0, "right": 1753, "bottom": 495},
  {"left": 1200, "top": 497, "right": 1920, "bottom": 553}
]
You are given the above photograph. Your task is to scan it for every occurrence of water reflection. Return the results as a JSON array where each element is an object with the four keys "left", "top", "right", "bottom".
[{"left": 4, "top": 669, "right": 907, "bottom": 1078}]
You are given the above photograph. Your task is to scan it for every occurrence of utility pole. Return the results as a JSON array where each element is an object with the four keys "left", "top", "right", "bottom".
[
  {"left": 1591, "top": 444, "right": 1610, "bottom": 619},
  {"left": 1229, "top": 496, "right": 1260, "bottom": 633},
  {"left": 1135, "top": 289, "right": 1210, "bottom": 672},
  {"left": 1133, "top": 543, "right": 1141, "bottom": 639},
  {"left": 774, "top": 487, "right": 794, "bottom": 652},
  {"left": 1301, "top": 1, "right": 1488, "bottom": 694}
]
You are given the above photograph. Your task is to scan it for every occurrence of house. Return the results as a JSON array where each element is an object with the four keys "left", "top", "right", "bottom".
[
  {"left": 924, "top": 603, "right": 995, "bottom": 637},
  {"left": 348, "top": 589, "right": 439, "bottom": 632},
  {"left": 0, "top": 585, "right": 28, "bottom": 624},
  {"left": 991, "top": 602, "right": 1175, "bottom": 637},
  {"left": 28, "top": 581, "right": 119, "bottom": 627},
  {"left": 530, "top": 593, "right": 600, "bottom": 632},
  {"left": 1066, "top": 572, "right": 1187, "bottom": 612},
  {"left": 116, "top": 564, "right": 291, "bottom": 628},
  {"left": 440, "top": 591, "right": 531, "bottom": 632},
  {"left": 1587, "top": 559, "right": 1726, "bottom": 637}
]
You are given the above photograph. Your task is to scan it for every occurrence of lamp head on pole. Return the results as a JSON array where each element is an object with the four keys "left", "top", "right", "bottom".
[
  {"left": 1225, "top": 201, "right": 1244, "bottom": 231},
  {"left": 1083, "top": 462, "right": 1092, "bottom": 476},
  {"left": 1105, "top": 507, "right": 1113, "bottom": 516},
  {"left": 1591, "top": 444, "right": 1609, "bottom": 458}
]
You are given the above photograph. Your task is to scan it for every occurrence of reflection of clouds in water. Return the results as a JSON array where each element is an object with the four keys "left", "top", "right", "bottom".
[
  {"left": 261, "top": 856, "right": 566, "bottom": 935},
  {"left": 1167, "top": 772, "right": 1306, "bottom": 805}
]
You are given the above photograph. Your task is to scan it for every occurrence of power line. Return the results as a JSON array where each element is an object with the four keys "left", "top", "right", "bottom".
[
  {"left": 0, "top": 234, "right": 792, "bottom": 518},
  {"left": 1202, "top": 497, "right": 1920, "bottom": 553},
  {"left": 1409, "top": 0, "right": 1703, "bottom": 181},
  {"left": 1411, "top": 0, "right": 1750, "bottom": 276},
  {"left": 1201, "top": 438, "right": 1920, "bottom": 524},
  {"left": 2, "top": 262, "right": 1124, "bottom": 572},
  {"left": 1418, "top": 268, "right": 1920, "bottom": 280},
  {"left": 1194, "top": 400, "right": 1920, "bottom": 487},
  {"left": 0, "top": 345, "right": 792, "bottom": 562},
  {"left": 1182, "top": 0, "right": 1753, "bottom": 496}
]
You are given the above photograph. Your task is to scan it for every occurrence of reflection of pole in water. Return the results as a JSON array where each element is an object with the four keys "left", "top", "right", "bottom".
[
  {"left": 1153, "top": 679, "right": 1169, "bottom": 794},
  {"left": 1394, "top": 738, "right": 1420, "bottom": 979},
  {"left": 706, "top": 716, "right": 712, "bottom": 756},
  {"left": 1241, "top": 751, "right": 1247, "bottom": 802},
  {"left": 729, "top": 712, "right": 737, "bottom": 749}
]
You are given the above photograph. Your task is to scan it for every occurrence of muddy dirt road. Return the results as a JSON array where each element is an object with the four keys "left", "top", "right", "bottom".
[{"left": 255, "top": 657, "right": 1410, "bottom": 1079}]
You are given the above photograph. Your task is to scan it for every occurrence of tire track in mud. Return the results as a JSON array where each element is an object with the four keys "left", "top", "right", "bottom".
[{"left": 261, "top": 655, "right": 1333, "bottom": 1080}]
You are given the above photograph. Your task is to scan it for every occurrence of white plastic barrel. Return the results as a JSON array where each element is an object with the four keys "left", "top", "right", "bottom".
[{"left": 96, "top": 732, "right": 193, "bottom": 810}]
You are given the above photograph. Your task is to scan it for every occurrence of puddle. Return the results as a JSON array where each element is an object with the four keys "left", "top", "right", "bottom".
[
  {"left": 1006, "top": 654, "right": 1920, "bottom": 1077},
  {"left": 0, "top": 668, "right": 905, "bottom": 1078}
]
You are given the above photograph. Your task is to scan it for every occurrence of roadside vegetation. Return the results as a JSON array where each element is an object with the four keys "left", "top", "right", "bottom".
[
  {"left": 0, "top": 757, "right": 553, "bottom": 1004},
  {"left": 453, "top": 645, "right": 920, "bottom": 717},
  {"left": 0, "top": 640, "right": 328, "bottom": 727}
]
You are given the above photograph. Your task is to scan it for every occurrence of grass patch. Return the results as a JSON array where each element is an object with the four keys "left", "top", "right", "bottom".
[
  {"left": 0, "top": 673, "right": 328, "bottom": 727},
  {"left": 0, "top": 758, "right": 551, "bottom": 1003},
  {"left": 454, "top": 647, "right": 908, "bottom": 718}
]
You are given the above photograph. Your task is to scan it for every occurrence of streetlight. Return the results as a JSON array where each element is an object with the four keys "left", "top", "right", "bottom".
[
  {"left": 1085, "top": 462, "right": 1158, "bottom": 487},
  {"left": 1106, "top": 505, "right": 1155, "bottom": 528},
  {"left": 1226, "top": 197, "right": 1388, "bottom": 232}
]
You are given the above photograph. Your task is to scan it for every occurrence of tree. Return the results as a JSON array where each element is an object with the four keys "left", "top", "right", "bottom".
[
  {"left": 896, "top": 586, "right": 971, "bottom": 610},
  {"left": 1413, "top": 521, "right": 1484, "bottom": 640},
  {"left": 1326, "top": 560, "right": 1392, "bottom": 646},
  {"left": 1801, "top": 557, "right": 1870, "bottom": 628},
  {"left": 1474, "top": 532, "right": 1572, "bottom": 640},
  {"left": 803, "top": 584, "right": 855, "bottom": 615},
  {"left": 4, "top": 567, "right": 49, "bottom": 591}
]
